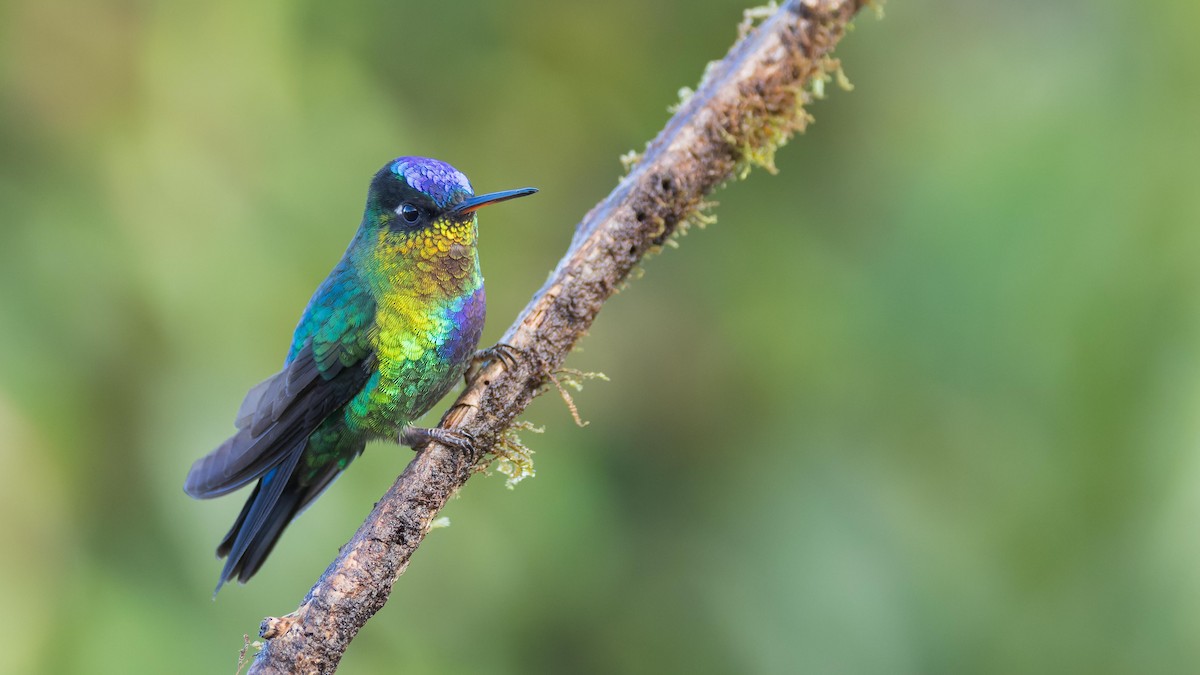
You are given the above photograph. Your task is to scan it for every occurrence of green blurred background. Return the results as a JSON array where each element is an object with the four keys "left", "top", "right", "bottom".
[{"left": 3, "top": 1, "right": 1199, "bottom": 673}]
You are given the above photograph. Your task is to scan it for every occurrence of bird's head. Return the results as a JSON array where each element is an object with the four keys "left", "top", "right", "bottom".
[{"left": 359, "top": 156, "right": 536, "bottom": 267}]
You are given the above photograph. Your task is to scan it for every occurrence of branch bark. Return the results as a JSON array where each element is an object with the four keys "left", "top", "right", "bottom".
[{"left": 249, "top": 1, "right": 871, "bottom": 672}]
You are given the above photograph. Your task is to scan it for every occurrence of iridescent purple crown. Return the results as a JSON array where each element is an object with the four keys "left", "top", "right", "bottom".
[{"left": 389, "top": 157, "right": 474, "bottom": 208}]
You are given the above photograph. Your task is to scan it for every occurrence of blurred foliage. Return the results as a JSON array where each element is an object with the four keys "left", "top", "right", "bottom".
[{"left": 2, "top": 1, "right": 1200, "bottom": 673}]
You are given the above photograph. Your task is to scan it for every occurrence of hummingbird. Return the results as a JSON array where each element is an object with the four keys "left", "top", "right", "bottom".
[{"left": 185, "top": 156, "right": 537, "bottom": 593}]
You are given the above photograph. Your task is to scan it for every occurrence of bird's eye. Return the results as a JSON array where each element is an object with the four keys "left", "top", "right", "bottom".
[{"left": 397, "top": 202, "right": 420, "bottom": 223}]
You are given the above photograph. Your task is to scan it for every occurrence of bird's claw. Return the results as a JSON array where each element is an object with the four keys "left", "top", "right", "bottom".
[
  {"left": 466, "top": 343, "right": 527, "bottom": 383},
  {"left": 399, "top": 425, "right": 476, "bottom": 453}
]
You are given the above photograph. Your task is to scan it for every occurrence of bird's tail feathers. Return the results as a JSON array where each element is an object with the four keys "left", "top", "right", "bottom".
[{"left": 212, "top": 443, "right": 305, "bottom": 595}]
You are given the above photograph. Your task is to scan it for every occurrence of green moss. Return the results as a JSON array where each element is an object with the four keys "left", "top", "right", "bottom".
[
  {"left": 724, "top": 8, "right": 874, "bottom": 179},
  {"left": 619, "top": 149, "right": 643, "bottom": 174},
  {"left": 669, "top": 201, "right": 719, "bottom": 248},
  {"left": 550, "top": 368, "right": 609, "bottom": 427},
  {"left": 739, "top": 1, "right": 781, "bottom": 39},
  {"left": 492, "top": 420, "right": 542, "bottom": 489}
]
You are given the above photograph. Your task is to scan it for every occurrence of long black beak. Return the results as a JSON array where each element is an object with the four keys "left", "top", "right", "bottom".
[{"left": 452, "top": 187, "right": 538, "bottom": 216}]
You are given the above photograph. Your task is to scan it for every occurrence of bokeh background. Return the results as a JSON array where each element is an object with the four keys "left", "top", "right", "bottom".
[{"left": 3, "top": 1, "right": 1199, "bottom": 673}]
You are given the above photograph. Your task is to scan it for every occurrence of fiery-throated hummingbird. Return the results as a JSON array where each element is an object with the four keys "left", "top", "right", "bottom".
[{"left": 185, "top": 156, "right": 537, "bottom": 592}]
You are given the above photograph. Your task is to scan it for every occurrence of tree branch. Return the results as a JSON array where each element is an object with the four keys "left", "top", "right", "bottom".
[{"left": 248, "top": 1, "right": 871, "bottom": 672}]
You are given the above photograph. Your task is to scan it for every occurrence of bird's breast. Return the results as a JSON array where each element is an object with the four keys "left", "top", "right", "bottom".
[{"left": 346, "top": 284, "right": 485, "bottom": 435}]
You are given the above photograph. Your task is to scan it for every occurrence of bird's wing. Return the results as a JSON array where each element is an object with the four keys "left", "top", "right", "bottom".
[{"left": 185, "top": 281, "right": 376, "bottom": 499}]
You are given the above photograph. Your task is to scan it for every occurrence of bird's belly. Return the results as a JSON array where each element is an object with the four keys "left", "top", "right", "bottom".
[{"left": 345, "top": 287, "right": 485, "bottom": 436}]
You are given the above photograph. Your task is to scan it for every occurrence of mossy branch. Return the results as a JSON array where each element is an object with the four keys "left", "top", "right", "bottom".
[{"left": 248, "top": 1, "right": 872, "bottom": 671}]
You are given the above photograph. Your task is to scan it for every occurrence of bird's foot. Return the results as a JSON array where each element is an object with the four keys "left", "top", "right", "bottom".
[
  {"left": 399, "top": 425, "right": 476, "bottom": 453},
  {"left": 465, "top": 342, "right": 527, "bottom": 383}
]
